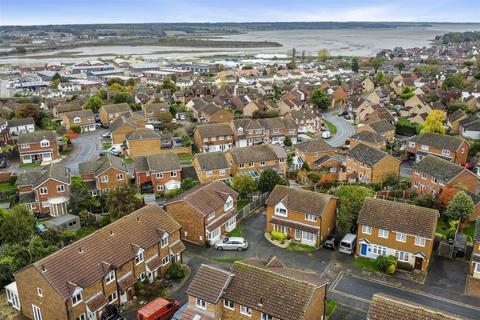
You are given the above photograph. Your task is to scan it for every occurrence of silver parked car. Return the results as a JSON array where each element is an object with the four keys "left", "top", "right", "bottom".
[{"left": 214, "top": 237, "right": 248, "bottom": 251}]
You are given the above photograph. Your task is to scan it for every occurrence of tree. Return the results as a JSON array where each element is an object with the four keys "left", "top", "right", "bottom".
[
  {"left": 181, "top": 135, "right": 192, "bottom": 147},
  {"left": 107, "top": 77, "right": 124, "bottom": 87},
  {"left": 443, "top": 73, "right": 466, "bottom": 90},
  {"left": 369, "top": 56, "right": 386, "bottom": 73},
  {"left": 68, "top": 177, "right": 96, "bottom": 213},
  {"left": 232, "top": 175, "right": 256, "bottom": 199},
  {"left": 420, "top": 110, "right": 446, "bottom": 134},
  {"left": 112, "top": 92, "right": 134, "bottom": 104},
  {"left": 307, "top": 171, "right": 321, "bottom": 191},
  {"left": 0, "top": 205, "right": 36, "bottom": 245},
  {"left": 287, "top": 48, "right": 297, "bottom": 70},
  {"left": 106, "top": 184, "right": 143, "bottom": 219},
  {"left": 318, "top": 48, "right": 330, "bottom": 62},
  {"left": 84, "top": 95, "right": 103, "bottom": 113},
  {"left": 309, "top": 88, "right": 330, "bottom": 110},
  {"left": 181, "top": 178, "right": 197, "bottom": 191},
  {"left": 331, "top": 185, "right": 374, "bottom": 236},
  {"left": 258, "top": 169, "right": 288, "bottom": 193},
  {"left": 444, "top": 191, "right": 474, "bottom": 221},
  {"left": 394, "top": 61, "right": 406, "bottom": 73},
  {"left": 283, "top": 136, "right": 292, "bottom": 147},
  {"left": 161, "top": 79, "right": 177, "bottom": 92},
  {"left": 351, "top": 58, "right": 359, "bottom": 73},
  {"left": 125, "top": 78, "right": 135, "bottom": 86},
  {"left": 16, "top": 103, "right": 40, "bottom": 122},
  {"left": 158, "top": 111, "right": 173, "bottom": 123}
]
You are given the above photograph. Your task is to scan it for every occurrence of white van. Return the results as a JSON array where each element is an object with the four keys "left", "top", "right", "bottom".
[{"left": 339, "top": 233, "right": 357, "bottom": 255}]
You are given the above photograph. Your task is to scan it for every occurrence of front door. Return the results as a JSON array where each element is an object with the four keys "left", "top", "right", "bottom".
[
  {"left": 360, "top": 243, "right": 367, "bottom": 256},
  {"left": 414, "top": 256, "right": 423, "bottom": 270}
]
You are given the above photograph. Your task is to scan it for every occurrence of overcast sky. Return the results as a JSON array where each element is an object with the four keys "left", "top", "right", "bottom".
[{"left": 1, "top": 0, "right": 479, "bottom": 26}]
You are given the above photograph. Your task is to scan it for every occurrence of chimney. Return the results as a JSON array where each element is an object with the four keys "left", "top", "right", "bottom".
[
  {"left": 110, "top": 230, "right": 114, "bottom": 236},
  {"left": 41, "top": 265, "right": 47, "bottom": 272},
  {"left": 258, "top": 297, "right": 263, "bottom": 307},
  {"left": 78, "top": 247, "right": 83, "bottom": 253}
]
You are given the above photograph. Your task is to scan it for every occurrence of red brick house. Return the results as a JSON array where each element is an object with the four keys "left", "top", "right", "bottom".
[
  {"left": 133, "top": 153, "right": 182, "bottom": 194},
  {"left": 18, "top": 131, "right": 59, "bottom": 164},
  {"left": 406, "top": 132, "right": 469, "bottom": 165},
  {"left": 79, "top": 154, "right": 129, "bottom": 196}
]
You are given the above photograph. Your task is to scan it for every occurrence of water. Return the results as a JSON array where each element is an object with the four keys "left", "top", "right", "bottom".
[{"left": 1, "top": 23, "right": 479, "bottom": 64}]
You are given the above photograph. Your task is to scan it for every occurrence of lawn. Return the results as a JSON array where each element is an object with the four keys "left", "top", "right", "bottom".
[
  {"left": 436, "top": 219, "right": 451, "bottom": 238},
  {"left": 19, "top": 162, "right": 41, "bottom": 169},
  {"left": 326, "top": 299, "right": 338, "bottom": 317},
  {"left": 123, "top": 157, "right": 133, "bottom": 165},
  {"left": 76, "top": 226, "right": 98, "bottom": 238},
  {"left": 463, "top": 221, "right": 476, "bottom": 242},
  {"left": 178, "top": 153, "right": 193, "bottom": 165},
  {"left": 0, "top": 291, "right": 19, "bottom": 320},
  {"left": 287, "top": 243, "right": 318, "bottom": 252},
  {"left": 237, "top": 200, "right": 250, "bottom": 211},
  {"left": 0, "top": 182, "right": 16, "bottom": 193},
  {"left": 323, "top": 119, "right": 337, "bottom": 134},
  {"left": 354, "top": 257, "right": 381, "bottom": 272},
  {"left": 103, "top": 142, "right": 112, "bottom": 150},
  {"left": 228, "top": 226, "right": 243, "bottom": 237}
]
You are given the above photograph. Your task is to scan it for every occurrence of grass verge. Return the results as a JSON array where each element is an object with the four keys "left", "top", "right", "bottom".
[
  {"left": 19, "top": 162, "right": 41, "bottom": 169},
  {"left": 354, "top": 257, "right": 381, "bottom": 272},
  {"left": 228, "top": 226, "right": 243, "bottom": 237},
  {"left": 211, "top": 257, "right": 243, "bottom": 264},
  {"left": 326, "top": 299, "right": 338, "bottom": 317},
  {"left": 286, "top": 243, "right": 318, "bottom": 252},
  {"left": 0, "top": 182, "right": 16, "bottom": 193},
  {"left": 237, "top": 200, "right": 250, "bottom": 211},
  {"left": 323, "top": 119, "right": 337, "bottom": 134}
]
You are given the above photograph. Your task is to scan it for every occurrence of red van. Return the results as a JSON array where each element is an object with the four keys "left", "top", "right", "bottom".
[{"left": 136, "top": 297, "right": 180, "bottom": 320}]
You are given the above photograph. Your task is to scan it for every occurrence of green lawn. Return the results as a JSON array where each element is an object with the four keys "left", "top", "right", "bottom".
[
  {"left": 237, "top": 200, "right": 250, "bottom": 211},
  {"left": 178, "top": 153, "right": 193, "bottom": 165},
  {"left": 463, "top": 221, "right": 476, "bottom": 242},
  {"left": 103, "top": 142, "right": 112, "bottom": 150},
  {"left": 228, "top": 226, "right": 243, "bottom": 237},
  {"left": 123, "top": 157, "right": 133, "bottom": 165},
  {"left": 0, "top": 182, "right": 16, "bottom": 193},
  {"left": 326, "top": 299, "right": 338, "bottom": 317},
  {"left": 323, "top": 119, "right": 337, "bottom": 134},
  {"left": 436, "top": 219, "right": 450, "bottom": 238},
  {"left": 287, "top": 243, "right": 318, "bottom": 252},
  {"left": 19, "top": 162, "right": 41, "bottom": 169},
  {"left": 354, "top": 257, "right": 381, "bottom": 272}
]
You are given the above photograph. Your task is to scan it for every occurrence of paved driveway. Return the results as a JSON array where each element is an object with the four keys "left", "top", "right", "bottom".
[
  {"left": 321, "top": 111, "right": 356, "bottom": 147},
  {"left": 425, "top": 256, "right": 468, "bottom": 294},
  {"left": 62, "top": 129, "right": 105, "bottom": 175},
  {"left": 332, "top": 273, "right": 480, "bottom": 318}
]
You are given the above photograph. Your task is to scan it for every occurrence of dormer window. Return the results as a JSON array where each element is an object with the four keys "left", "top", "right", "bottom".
[
  {"left": 135, "top": 250, "right": 144, "bottom": 264},
  {"left": 73, "top": 117, "right": 81, "bottom": 124},
  {"left": 105, "top": 270, "right": 115, "bottom": 284},
  {"left": 420, "top": 144, "right": 429, "bottom": 151},
  {"left": 442, "top": 149, "right": 450, "bottom": 156},
  {"left": 207, "top": 211, "right": 215, "bottom": 221},
  {"left": 40, "top": 140, "right": 50, "bottom": 148},
  {"left": 71, "top": 290, "right": 83, "bottom": 307},
  {"left": 161, "top": 233, "right": 169, "bottom": 248},
  {"left": 20, "top": 143, "right": 30, "bottom": 149},
  {"left": 275, "top": 203, "right": 287, "bottom": 217},
  {"left": 224, "top": 196, "right": 233, "bottom": 212}
]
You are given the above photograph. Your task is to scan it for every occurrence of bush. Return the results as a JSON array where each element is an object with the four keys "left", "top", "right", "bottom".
[
  {"left": 271, "top": 231, "right": 286, "bottom": 242},
  {"left": 70, "top": 125, "right": 81, "bottom": 134},
  {"left": 375, "top": 255, "right": 397, "bottom": 274},
  {"left": 397, "top": 261, "right": 414, "bottom": 272},
  {"left": 166, "top": 263, "right": 185, "bottom": 280}
]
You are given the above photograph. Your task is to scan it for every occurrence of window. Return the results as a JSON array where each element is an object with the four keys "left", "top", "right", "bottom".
[
  {"left": 101, "top": 175, "right": 108, "bottom": 183},
  {"left": 39, "top": 187, "right": 48, "bottom": 195},
  {"left": 40, "top": 141, "right": 50, "bottom": 147},
  {"left": 76, "top": 314, "right": 86, "bottom": 320},
  {"left": 171, "top": 171, "right": 177, "bottom": 177},
  {"left": 372, "top": 245, "right": 387, "bottom": 256},
  {"left": 207, "top": 211, "right": 215, "bottom": 221},
  {"left": 156, "top": 185, "right": 164, "bottom": 192},
  {"left": 56, "top": 185, "right": 65, "bottom": 193},
  {"left": 32, "top": 305, "right": 42, "bottom": 320},
  {"left": 378, "top": 229, "right": 389, "bottom": 238},
  {"left": 431, "top": 177, "right": 437, "bottom": 184},
  {"left": 206, "top": 171, "right": 213, "bottom": 177},
  {"left": 116, "top": 173, "right": 124, "bottom": 181},
  {"left": 260, "top": 160, "right": 266, "bottom": 166},
  {"left": 224, "top": 198, "right": 233, "bottom": 211},
  {"left": 155, "top": 172, "right": 164, "bottom": 179},
  {"left": 161, "top": 233, "right": 168, "bottom": 247},
  {"left": 219, "top": 169, "right": 226, "bottom": 176},
  {"left": 396, "top": 232, "right": 407, "bottom": 242},
  {"left": 72, "top": 292, "right": 83, "bottom": 306},
  {"left": 420, "top": 144, "right": 429, "bottom": 151},
  {"left": 408, "top": 141, "right": 415, "bottom": 148},
  {"left": 162, "top": 255, "right": 170, "bottom": 266},
  {"left": 305, "top": 214, "right": 317, "bottom": 222},
  {"left": 105, "top": 270, "right": 115, "bottom": 284},
  {"left": 279, "top": 158, "right": 285, "bottom": 163},
  {"left": 219, "top": 136, "right": 224, "bottom": 140},
  {"left": 275, "top": 207, "right": 287, "bottom": 217},
  {"left": 73, "top": 117, "right": 81, "bottom": 124},
  {"left": 362, "top": 225, "right": 372, "bottom": 235},
  {"left": 302, "top": 231, "right": 316, "bottom": 242},
  {"left": 249, "top": 162, "right": 254, "bottom": 167},
  {"left": 239, "top": 163, "right": 245, "bottom": 168},
  {"left": 135, "top": 251, "right": 144, "bottom": 264},
  {"left": 137, "top": 272, "right": 145, "bottom": 282},
  {"left": 196, "top": 298, "right": 206, "bottom": 310},
  {"left": 415, "top": 236, "right": 426, "bottom": 247},
  {"left": 108, "top": 291, "right": 117, "bottom": 304},
  {"left": 223, "top": 299, "right": 235, "bottom": 309},
  {"left": 37, "top": 288, "right": 43, "bottom": 297},
  {"left": 414, "top": 170, "right": 420, "bottom": 175},
  {"left": 240, "top": 305, "right": 252, "bottom": 316},
  {"left": 421, "top": 173, "right": 427, "bottom": 180},
  {"left": 261, "top": 313, "right": 273, "bottom": 320},
  {"left": 211, "top": 136, "right": 216, "bottom": 141},
  {"left": 442, "top": 149, "right": 450, "bottom": 155},
  {"left": 395, "top": 250, "right": 409, "bottom": 262}
]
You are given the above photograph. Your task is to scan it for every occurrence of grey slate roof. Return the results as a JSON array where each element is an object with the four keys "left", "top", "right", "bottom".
[
  {"left": 447, "top": 109, "right": 466, "bottom": 122},
  {"left": 295, "top": 139, "right": 335, "bottom": 153},
  {"left": 79, "top": 154, "right": 128, "bottom": 176},
  {"left": 413, "top": 155, "right": 467, "bottom": 182},
  {"left": 194, "top": 123, "right": 234, "bottom": 138},
  {"left": 8, "top": 117, "right": 35, "bottom": 128},
  {"left": 133, "top": 153, "right": 181, "bottom": 173},
  {"left": 408, "top": 133, "right": 466, "bottom": 151},
  {"left": 17, "top": 163, "right": 70, "bottom": 188},
  {"left": 229, "top": 144, "right": 287, "bottom": 164},
  {"left": 17, "top": 131, "right": 56, "bottom": 144},
  {"left": 350, "top": 131, "right": 386, "bottom": 145},
  {"left": 126, "top": 128, "right": 161, "bottom": 140},
  {"left": 193, "top": 152, "right": 229, "bottom": 171},
  {"left": 348, "top": 143, "right": 390, "bottom": 167},
  {"left": 367, "top": 120, "right": 395, "bottom": 134},
  {"left": 459, "top": 114, "right": 480, "bottom": 131},
  {"left": 186, "top": 264, "right": 233, "bottom": 304}
]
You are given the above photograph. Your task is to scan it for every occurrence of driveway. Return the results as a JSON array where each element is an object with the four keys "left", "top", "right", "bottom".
[
  {"left": 425, "top": 256, "right": 468, "bottom": 294},
  {"left": 321, "top": 111, "right": 356, "bottom": 147},
  {"left": 332, "top": 273, "right": 480, "bottom": 319},
  {"left": 62, "top": 129, "right": 105, "bottom": 175},
  {"left": 400, "top": 160, "right": 413, "bottom": 177}
]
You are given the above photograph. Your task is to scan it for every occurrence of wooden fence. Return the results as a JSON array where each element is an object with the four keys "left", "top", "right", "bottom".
[{"left": 236, "top": 192, "right": 270, "bottom": 221}]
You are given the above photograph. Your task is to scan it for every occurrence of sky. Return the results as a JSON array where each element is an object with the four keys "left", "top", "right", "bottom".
[{"left": 0, "top": 0, "right": 479, "bottom": 26}]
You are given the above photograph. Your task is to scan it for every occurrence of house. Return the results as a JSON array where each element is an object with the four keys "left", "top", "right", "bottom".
[
  {"left": 266, "top": 186, "right": 337, "bottom": 246},
  {"left": 467, "top": 220, "right": 480, "bottom": 298},
  {"left": 447, "top": 109, "right": 468, "bottom": 135},
  {"left": 459, "top": 114, "right": 480, "bottom": 140},
  {"left": 406, "top": 132, "right": 469, "bottom": 165},
  {"left": 193, "top": 123, "right": 234, "bottom": 153},
  {"left": 195, "top": 102, "right": 233, "bottom": 123},
  {"left": 18, "top": 131, "right": 59, "bottom": 164},
  {"left": 9, "top": 203, "right": 184, "bottom": 320},
  {"left": 367, "top": 293, "right": 465, "bottom": 320},
  {"left": 294, "top": 139, "right": 336, "bottom": 168},
  {"left": 346, "top": 143, "right": 400, "bottom": 184},
  {"left": 231, "top": 118, "right": 266, "bottom": 147},
  {"left": 52, "top": 103, "right": 83, "bottom": 118},
  {"left": 357, "top": 198, "right": 437, "bottom": 272},
  {"left": 258, "top": 117, "right": 298, "bottom": 145},
  {"left": 133, "top": 153, "right": 181, "bottom": 194},
  {"left": 412, "top": 155, "right": 478, "bottom": 196},
  {"left": 164, "top": 180, "right": 238, "bottom": 245},
  {"left": 226, "top": 144, "right": 288, "bottom": 176},
  {"left": 362, "top": 77, "right": 376, "bottom": 93},
  {"left": 126, "top": 128, "right": 162, "bottom": 158},
  {"left": 79, "top": 154, "right": 129, "bottom": 196},
  {"left": 357, "top": 119, "right": 396, "bottom": 141},
  {"left": 109, "top": 116, "right": 140, "bottom": 145},
  {"left": 61, "top": 109, "right": 96, "bottom": 132},
  {"left": 192, "top": 152, "right": 230, "bottom": 184},
  {"left": 142, "top": 102, "right": 169, "bottom": 124},
  {"left": 99, "top": 103, "right": 132, "bottom": 124},
  {"left": 289, "top": 109, "right": 323, "bottom": 134},
  {"left": 17, "top": 163, "right": 71, "bottom": 216},
  {"left": 8, "top": 117, "right": 35, "bottom": 136},
  {"left": 349, "top": 131, "right": 387, "bottom": 150},
  {"left": 184, "top": 257, "right": 328, "bottom": 320}
]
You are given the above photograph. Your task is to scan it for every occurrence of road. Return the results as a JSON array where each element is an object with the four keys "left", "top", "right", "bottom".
[
  {"left": 62, "top": 129, "right": 105, "bottom": 175},
  {"left": 322, "top": 111, "right": 356, "bottom": 147},
  {"left": 332, "top": 273, "right": 480, "bottom": 319}
]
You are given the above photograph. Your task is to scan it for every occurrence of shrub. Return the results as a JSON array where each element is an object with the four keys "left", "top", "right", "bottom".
[
  {"left": 386, "top": 264, "right": 396, "bottom": 275},
  {"left": 397, "top": 261, "right": 414, "bottom": 272},
  {"left": 166, "top": 263, "right": 185, "bottom": 280},
  {"left": 271, "top": 231, "right": 286, "bottom": 242},
  {"left": 375, "top": 255, "right": 397, "bottom": 273},
  {"left": 70, "top": 125, "right": 81, "bottom": 134}
]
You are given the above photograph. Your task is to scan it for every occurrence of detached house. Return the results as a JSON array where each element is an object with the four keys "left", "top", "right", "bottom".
[
  {"left": 134, "top": 153, "right": 182, "bottom": 194},
  {"left": 109, "top": 116, "right": 139, "bottom": 145},
  {"left": 192, "top": 152, "right": 230, "bottom": 184},
  {"left": 412, "top": 155, "right": 478, "bottom": 196},
  {"left": 294, "top": 139, "right": 336, "bottom": 169},
  {"left": 18, "top": 131, "right": 59, "bottom": 164},
  {"left": 61, "top": 109, "right": 96, "bottom": 133},
  {"left": 99, "top": 103, "right": 132, "bottom": 124},
  {"left": 165, "top": 180, "right": 238, "bottom": 245},
  {"left": 8, "top": 117, "right": 35, "bottom": 136},
  {"left": 266, "top": 186, "right": 337, "bottom": 247},
  {"left": 357, "top": 198, "right": 438, "bottom": 272},
  {"left": 226, "top": 144, "right": 288, "bottom": 176},
  {"left": 346, "top": 143, "right": 400, "bottom": 184},
  {"left": 79, "top": 154, "right": 129, "bottom": 196},
  {"left": 17, "top": 163, "right": 71, "bottom": 216},
  {"left": 193, "top": 123, "right": 234, "bottom": 153},
  {"left": 289, "top": 109, "right": 323, "bottom": 134},
  {"left": 184, "top": 257, "right": 328, "bottom": 320},
  {"left": 406, "top": 132, "right": 469, "bottom": 165},
  {"left": 9, "top": 203, "right": 184, "bottom": 320},
  {"left": 126, "top": 128, "right": 162, "bottom": 158}
]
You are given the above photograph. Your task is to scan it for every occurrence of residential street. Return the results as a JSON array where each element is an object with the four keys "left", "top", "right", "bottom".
[
  {"left": 322, "top": 111, "right": 356, "bottom": 147},
  {"left": 62, "top": 129, "right": 105, "bottom": 175}
]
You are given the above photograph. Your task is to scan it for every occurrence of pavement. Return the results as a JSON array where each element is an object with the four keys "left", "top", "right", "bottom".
[
  {"left": 321, "top": 111, "right": 356, "bottom": 147},
  {"left": 62, "top": 129, "right": 105, "bottom": 175}
]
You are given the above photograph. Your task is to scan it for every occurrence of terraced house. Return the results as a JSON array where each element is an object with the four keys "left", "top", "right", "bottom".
[
  {"left": 192, "top": 152, "right": 230, "bottom": 184},
  {"left": 193, "top": 123, "right": 234, "bottom": 153},
  {"left": 18, "top": 131, "right": 59, "bottom": 164},
  {"left": 9, "top": 203, "right": 184, "bottom": 320},
  {"left": 79, "top": 154, "right": 129, "bottom": 196},
  {"left": 165, "top": 180, "right": 238, "bottom": 245},
  {"left": 17, "top": 163, "right": 71, "bottom": 216},
  {"left": 226, "top": 144, "right": 288, "bottom": 176},
  {"left": 183, "top": 257, "right": 328, "bottom": 320},
  {"left": 134, "top": 153, "right": 182, "bottom": 194},
  {"left": 266, "top": 186, "right": 337, "bottom": 247},
  {"left": 406, "top": 132, "right": 469, "bottom": 165},
  {"left": 231, "top": 118, "right": 267, "bottom": 147},
  {"left": 357, "top": 198, "right": 438, "bottom": 272},
  {"left": 258, "top": 117, "right": 298, "bottom": 145}
]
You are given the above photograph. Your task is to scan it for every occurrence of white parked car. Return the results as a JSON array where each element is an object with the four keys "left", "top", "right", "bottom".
[
  {"left": 322, "top": 131, "right": 331, "bottom": 139},
  {"left": 214, "top": 237, "right": 249, "bottom": 251}
]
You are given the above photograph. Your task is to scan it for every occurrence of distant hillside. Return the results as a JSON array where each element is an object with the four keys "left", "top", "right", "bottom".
[{"left": 435, "top": 31, "right": 480, "bottom": 44}]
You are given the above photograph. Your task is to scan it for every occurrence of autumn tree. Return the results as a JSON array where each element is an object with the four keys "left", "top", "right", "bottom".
[
  {"left": 106, "top": 184, "right": 143, "bottom": 219},
  {"left": 16, "top": 103, "right": 40, "bottom": 122},
  {"left": 420, "top": 110, "right": 446, "bottom": 134},
  {"left": 309, "top": 88, "right": 330, "bottom": 110},
  {"left": 232, "top": 175, "right": 256, "bottom": 199},
  {"left": 84, "top": 95, "right": 103, "bottom": 113}
]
